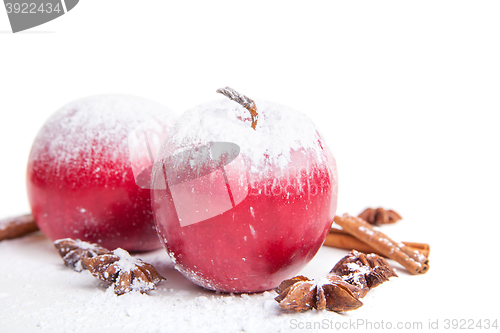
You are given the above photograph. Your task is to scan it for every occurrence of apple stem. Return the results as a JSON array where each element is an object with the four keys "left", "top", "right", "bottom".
[{"left": 216, "top": 87, "right": 258, "bottom": 130}]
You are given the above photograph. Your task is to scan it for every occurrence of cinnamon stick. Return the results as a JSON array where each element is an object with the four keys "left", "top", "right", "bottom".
[
  {"left": 333, "top": 214, "right": 429, "bottom": 275},
  {"left": 0, "top": 214, "right": 39, "bottom": 241},
  {"left": 324, "top": 228, "right": 430, "bottom": 258}
]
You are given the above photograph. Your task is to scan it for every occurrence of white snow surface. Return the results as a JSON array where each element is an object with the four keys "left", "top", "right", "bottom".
[{"left": 0, "top": 232, "right": 437, "bottom": 333}]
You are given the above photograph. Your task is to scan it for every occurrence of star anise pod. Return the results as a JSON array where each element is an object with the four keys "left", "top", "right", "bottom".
[
  {"left": 81, "top": 248, "right": 165, "bottom": 295},
  {"left": 330, "top": 250, "right": 397, "bottom": 298},
  {"left": 274, "top": 274, "right": 363, "bottom": 312},
  {"left": 358, "top": 207, "right": 402, "bottom": 225},
  {"left": 54, "top": 238, "right": 111, "bottom": 272}
]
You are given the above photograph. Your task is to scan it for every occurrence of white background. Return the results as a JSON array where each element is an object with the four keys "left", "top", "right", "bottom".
[{"left": 1, "top": 1, "right": 499, "bottom": 332}]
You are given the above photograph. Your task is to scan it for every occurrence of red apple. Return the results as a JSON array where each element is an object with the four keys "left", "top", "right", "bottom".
[
  {"left": 27, "top": 95, "right": 176, "bottom": 251},
  {"left": 151, "top": 88, "right": 338, "bottom": 292}
]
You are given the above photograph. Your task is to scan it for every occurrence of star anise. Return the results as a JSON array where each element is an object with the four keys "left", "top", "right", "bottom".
[
  {"left": 330, "top": 250, "right": 397, "bottom": 298},
  {"left": 81, "top": 248, "right": 165, "bottom": 295},
  {"left": 54, "top": 238, "right": 111, "bottom": 272},
  {"left": 274, "top": 274, "right": 363, "bottom": 312},
  {"left": 358, "top": 207, "right": 402, "bottom": 225}
]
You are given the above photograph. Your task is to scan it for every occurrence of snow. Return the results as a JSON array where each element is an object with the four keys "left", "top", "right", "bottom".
[
  {"left": 0, "top": 233, "right": 388, "bottom": 332},
  {"left": 28, "top": 94, "right": 176, "bottom": 185},
  {"left": 113, "top": 248, "right": 144, "bottom": 272},
  {"left": 163, "top": 98, "right": 325, "bottom": 173},
  {"left": 0, "top": 224, "right": 489, "bottom": 333},
  {"left": 58, "top": 238, "right": 101, "bottom": 251}
]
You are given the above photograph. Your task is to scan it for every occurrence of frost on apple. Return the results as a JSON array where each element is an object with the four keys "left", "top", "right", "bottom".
[
  {"left": 128, "top": 113, "right": 177, "bottom": 189},
  {"left": 157, "top": 141, "right": 249, "bottom": 227},
  {"left": 150, "top": 90, "right": 338, "bottom": 293},
  {"left": 27, "top": 95, "right": 177, "bottom": 251}
]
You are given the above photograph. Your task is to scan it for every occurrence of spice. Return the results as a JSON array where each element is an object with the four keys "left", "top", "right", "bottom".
[
  {"left": 0, "top": 214, "right": 39, "bottom": 241},
  {"left": 330, "top": 250, "right": 397, "bottom": 298},
  {"left": 333, "top": 214, "right": 429, "bottom": 274},
  {"left": 324, "top": 227, "right": 430, "bottom": 258},
  {"left": 81, "top": 248, "right": 165, "bottom": 295},
  {"left": 358, "top": 207, "right": 402, "bottom": 225},
  {"left": 274, "top": 275, "right": 363, "bottom": 312},
  {"left": 274, "top": 247, "right": 400, "bottom": 313},
  {"left": 54, "top": 238, "right": 111, "bottom": 272}
]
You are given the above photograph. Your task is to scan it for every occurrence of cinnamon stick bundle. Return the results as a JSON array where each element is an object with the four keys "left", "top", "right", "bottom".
[
  {"left": 0, "top": 214, "right": 39, "bottom": 241},
  {"left": 324, "top": 228, "right": 430, "bottom": 258},
  {"left": 333, "top": 214, "right": 429, "bottom": 275}
]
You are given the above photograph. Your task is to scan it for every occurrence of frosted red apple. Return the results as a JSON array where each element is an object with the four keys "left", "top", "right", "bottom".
[
  {"left": 151, "top": 88, "right": 338, "bottom": 292},
  {"left": 27, "top": 95, "right": 176, "bottom": 251}
]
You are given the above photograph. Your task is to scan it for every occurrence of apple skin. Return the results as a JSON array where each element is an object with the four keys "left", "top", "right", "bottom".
[
  {"left": 151, "top": 99, "right": 338, "bottom": 293},
  {"left": 27, "top": 95, "right": 176, "bottom": 252}
]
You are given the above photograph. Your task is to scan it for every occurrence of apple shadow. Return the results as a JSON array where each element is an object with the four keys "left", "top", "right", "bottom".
[{"left": 138, "top": 249, "right": 275, "bottom": 302}]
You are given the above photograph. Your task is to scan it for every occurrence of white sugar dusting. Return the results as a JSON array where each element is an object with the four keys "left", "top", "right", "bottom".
[
  {"left": 113, "top": 248, "right": 143, "bottom": 272},
  {"left": 130, "top": 278, "right": 155, "bottom": 292},
  {"left": 74, "top": 260, "right": 84, "bottom": 272},
  {"left": 29, "top": 94, "right": 176, "bottom": 184},
  {"left": 346, "top": 262, "right": 371, "bottom": 274},
  {"left": 358, "top": 226, "right": 374, "bottom": 236},
  {"left": 344, "top": 263, "right": 370, "bottom": 284},
  {"left": 415, "top": 250, "right": 427, "bottom": 262},
  {"left": 55, "top": 238, "right": 101, "bottom": 251},
  {"left": 314, "top": 276, "right": 335, "bottom": 287},
  {"left": 1, "top": 233, "right": 425, "bottom": 332},
  {"left": 164, "top": 98, "right": 325, "bottom": 173},
  {"left": 249, "top": 224, "right": 256, "bottom": 238}
]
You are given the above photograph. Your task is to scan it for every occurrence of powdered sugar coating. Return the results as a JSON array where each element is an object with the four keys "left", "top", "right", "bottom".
[
  {"left": 29, "top": 94, "right": 176, "bottom": 186},
  {"left": 55, "top": 238, "right": 105, "bottom": 252},
  {"left": 27, "top": 94, "right": 177, "bottom": 251},
  {"left": 152, "top": 96, "right": 338, "bottom": 293},
  {"left": 164, "top": 98, "right": 325, "bottom": 173},
  {"left": 113, "top": 248, "right": 144, "bottom": 272}
]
